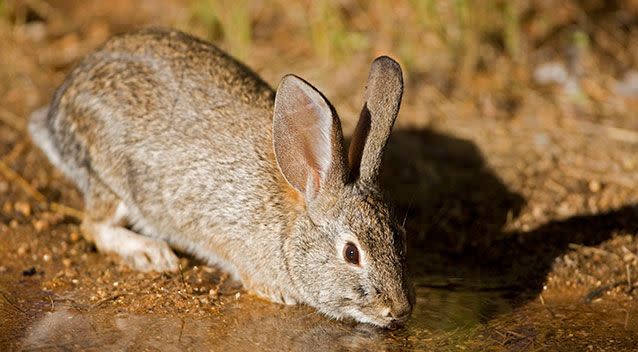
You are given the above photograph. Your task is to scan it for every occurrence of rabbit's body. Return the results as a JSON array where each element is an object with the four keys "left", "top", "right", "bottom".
[{"left": 30, "top": 28, "right": 413, "bottom": 327}]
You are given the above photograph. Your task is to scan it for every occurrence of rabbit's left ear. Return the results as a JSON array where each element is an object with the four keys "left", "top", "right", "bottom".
[
  {"left": 273, "top": 75, "right": 348, "bottom": 200},
  {"left": 348, "top": 56, "right": 403, "bottom": 184}
]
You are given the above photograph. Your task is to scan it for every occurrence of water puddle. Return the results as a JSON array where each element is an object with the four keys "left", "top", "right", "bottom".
[{"left": 4, "top": 282, "right": 518, "bottom": 351}]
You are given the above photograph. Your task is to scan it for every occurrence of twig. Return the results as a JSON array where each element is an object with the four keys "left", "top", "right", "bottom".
[
  {"left": 0, "top": 290, "right": 26, "bottom": 314},
  {"left": 50, "top": 202, "right": 85, "bottom": 220},
  {"left": 577, "top": 119, "right": 638, "bottom": 145},
  {"left": 0, "top": 158, "right": 84, "bottom": 220},
  {"left": 0, "top": 158, "right": 45, "bottom": 203},
  {"left": 583, "top": 280, "right": 626, "bottom": 303},
  {"left": 178, "top": 318, "right": 185, "bottom": 343},
  {"left": 0, "top": 107, "right": 26, "bottom": 132},
  {"left": 539, "top": 293, "right": 556, "bottom": 318},
  {"left": 91, "top": 293, "right": 130, "bottom": 308},
  {"left": 505, "top": 329, "right": 528, "bottom": 339},
  {"left": 178, "top": 263, "right": 187, "bottom": 288},
  {"left": 2, "top": 141, "right": 26, "bottom": 165},
  {"left": 622, "top": 246, "right": 638, "bottom": 262},
  {"left": 568, "top": 243, "right": 622, "bottom": 260},
  {"left": 47, "top": 294, "right": 54, "bottom": 310}
]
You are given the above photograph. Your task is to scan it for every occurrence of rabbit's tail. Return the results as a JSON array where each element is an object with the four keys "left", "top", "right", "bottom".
[{"left": 28, "top": 106, "right": 65, "bottom": 172}]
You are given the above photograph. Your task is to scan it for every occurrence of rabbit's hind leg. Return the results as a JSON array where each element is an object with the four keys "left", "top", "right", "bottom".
[{"left": 80, "top": 179, "right": 179, "bottom": 272}]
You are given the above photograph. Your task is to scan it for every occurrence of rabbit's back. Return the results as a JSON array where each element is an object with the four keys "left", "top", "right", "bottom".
[{"left": 42, "top": 29, "right": 293, "bottom": 261}]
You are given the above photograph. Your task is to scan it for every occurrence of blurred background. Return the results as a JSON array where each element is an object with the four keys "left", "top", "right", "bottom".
[
  {"left": 1, "top": 1, "right": 638, "bottom": 349},
  {"left": 1, "top": 0, "right": 638, "bottom": 131}
]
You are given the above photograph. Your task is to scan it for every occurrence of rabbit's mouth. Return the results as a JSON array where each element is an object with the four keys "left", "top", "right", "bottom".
[{"left": 345, "top": 306, "right": 407, "bottom": 329}]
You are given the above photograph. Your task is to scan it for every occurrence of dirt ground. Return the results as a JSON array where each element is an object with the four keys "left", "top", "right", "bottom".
[{"left": 1, "top": 0, "right": 638, "bottom": 350}]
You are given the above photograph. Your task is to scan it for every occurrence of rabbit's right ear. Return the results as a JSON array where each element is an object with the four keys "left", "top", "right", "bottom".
[
  {"left": 348, "top": 56, "right": 403, "bottom": 184},
  {"left": 273, "top": 75, "right": 348, "bottom": 200}
]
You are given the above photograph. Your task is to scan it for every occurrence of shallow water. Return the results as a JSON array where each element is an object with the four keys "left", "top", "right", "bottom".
[
  {"left": 3, "top": 274, "right": 638, "bottom": 350},
  {"left": 2, "top": 279, "right": 518, "bottom": 351}
]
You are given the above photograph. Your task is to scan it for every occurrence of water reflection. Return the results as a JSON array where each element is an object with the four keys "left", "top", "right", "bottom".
[{"left": 16, "top": 284, "right": 516, "bottom": 351}]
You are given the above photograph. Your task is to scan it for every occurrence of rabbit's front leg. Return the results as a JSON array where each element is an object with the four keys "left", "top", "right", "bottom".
[{"left": 80, "top": 180, "right": 179, "bottom": 272}]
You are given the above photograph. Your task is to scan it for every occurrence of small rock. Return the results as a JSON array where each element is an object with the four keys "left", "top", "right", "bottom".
[
  {"left": 0, "top": 181, "right": 8, "bottom": 193},
  {"left": 614, "top": 70, "right": 638, "bottom": 97},
  {"left": 23, "top": 21, "right": 48, "bottom": 42},
  {"left": 621, "top": 158, "right": 635, "bottom": 171},
  {"left": 22, "top": 267, "right": 37, "bottom": 276},
  {"left": 62, "top": 258, "right": 72, "bottom": 267},
  {"left": 14, "top": 201, "right": 31, "bottom": 217},
  {"left": 43, "top": 254, "right": 51, "bottom": 262},
  {"left": 9, "top": 219, "right": 18, "bottom": 229},
  {"left": 588, "top": 180, "right": 601, "bottom": 193},
  {"left": 33, "top": 219, "right": 49, "bottom": 232},
  {"left": 2, "top": 201, "right": 12, "bottom": 214},
  {"left": 534, "top": 61, "right": 568, "bottom": 85},
  {"left": 69, "top": 231, "right": 80, "bottom": 242},
  {"left": 17, "top": 246, "right": 27, "bottom": 256}
]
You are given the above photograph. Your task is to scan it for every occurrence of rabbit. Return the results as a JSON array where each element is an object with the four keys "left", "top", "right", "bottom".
[{"left": 28, "top": 28, "right": 413, "bottom": 327}]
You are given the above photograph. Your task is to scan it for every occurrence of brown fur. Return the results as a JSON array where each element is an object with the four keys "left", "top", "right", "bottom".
[{"left": 28, "top": 28, "right": 412, "bottom": 327}]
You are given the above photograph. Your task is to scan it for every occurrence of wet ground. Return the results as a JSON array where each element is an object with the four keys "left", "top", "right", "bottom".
[{"left": 2, "top": 0, "right": 638, "bottom": 350}]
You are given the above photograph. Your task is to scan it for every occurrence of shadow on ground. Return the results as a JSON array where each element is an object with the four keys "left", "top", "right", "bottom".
[{"left": 384, "top": 127, "right": 638, "bottom": 304}]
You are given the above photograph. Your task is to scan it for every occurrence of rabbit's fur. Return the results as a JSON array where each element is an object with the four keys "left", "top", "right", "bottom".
[{"left": 29, "top": 28, "right": 413, "bottom": 327}]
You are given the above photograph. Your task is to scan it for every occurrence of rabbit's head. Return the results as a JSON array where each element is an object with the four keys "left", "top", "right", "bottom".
[{"left": 273, "top": 57, "right": 413, "bottom": 328}]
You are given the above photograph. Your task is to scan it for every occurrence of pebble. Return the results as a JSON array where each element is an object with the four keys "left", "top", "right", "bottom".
[
  {"left": 14, "top": 201, "right": 31, "bottom": 217},
  {"left": 17, "top": 246, "right": 27, "bottom": 256},
  {"left": 614, "top": 70, "right": 638, "bottom": 97},
  {"left": 23, "top": 21, "right": 48, "bottom": 42},
  {"left": 2, "top": 201, "right": 12, "bottom": 214},
  {"left": 69, "top": 231, "right": 81, "bottom": 242},
  {"left": 62, "top": 258, "right": 72, "bottom": 267},
  {"left": 533, "top": 61, "right": 568, "bottom": 85},
  {"left": 22, "top": 267, "right": 36, "bottom": 276},
  {"left": 43, "top": 254, "right": 51, "bottom": 262},
  {"left": 33, "top": 219, "right": 49, "bottom": 232},
  {"left": 588, "top": 180, "right": 601, "bottom": 193}
]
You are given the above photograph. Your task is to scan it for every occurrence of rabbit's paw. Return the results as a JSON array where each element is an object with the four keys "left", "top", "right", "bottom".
[
  {"left": 122, "top": 235, "right": 180, "bottom": 273},
  {"left": 87, "top": 222, "right": 179, "bottom": 273}
]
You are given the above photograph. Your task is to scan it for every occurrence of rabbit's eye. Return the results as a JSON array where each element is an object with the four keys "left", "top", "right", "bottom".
[{"left": 343, "top": 242, "right": 360, "bottom": 266}]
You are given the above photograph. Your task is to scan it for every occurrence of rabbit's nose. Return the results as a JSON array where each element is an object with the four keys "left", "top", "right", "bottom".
[
  {"left": 385, "top": 307, "right": 411, "bottom": 330},
  {"left": 385, "top": 300, "right": 412, "bottom": 324}
]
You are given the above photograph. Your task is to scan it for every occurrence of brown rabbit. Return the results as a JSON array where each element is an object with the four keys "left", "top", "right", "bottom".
[{"left": 29, "top": 28, "right": 413, "bottom": 327}]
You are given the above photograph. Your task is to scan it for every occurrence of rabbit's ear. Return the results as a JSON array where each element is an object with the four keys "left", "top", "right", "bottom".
[
  {"left": 273, "top": 75, "right": 347, "bottom": 199},
  {"left": 348, "top": 56, "right": 403, "bottom": 184}
]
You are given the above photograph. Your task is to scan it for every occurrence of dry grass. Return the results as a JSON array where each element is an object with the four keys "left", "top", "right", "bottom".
[{"left": 183, "top": 0, "right": 525, "bottom": 76}]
